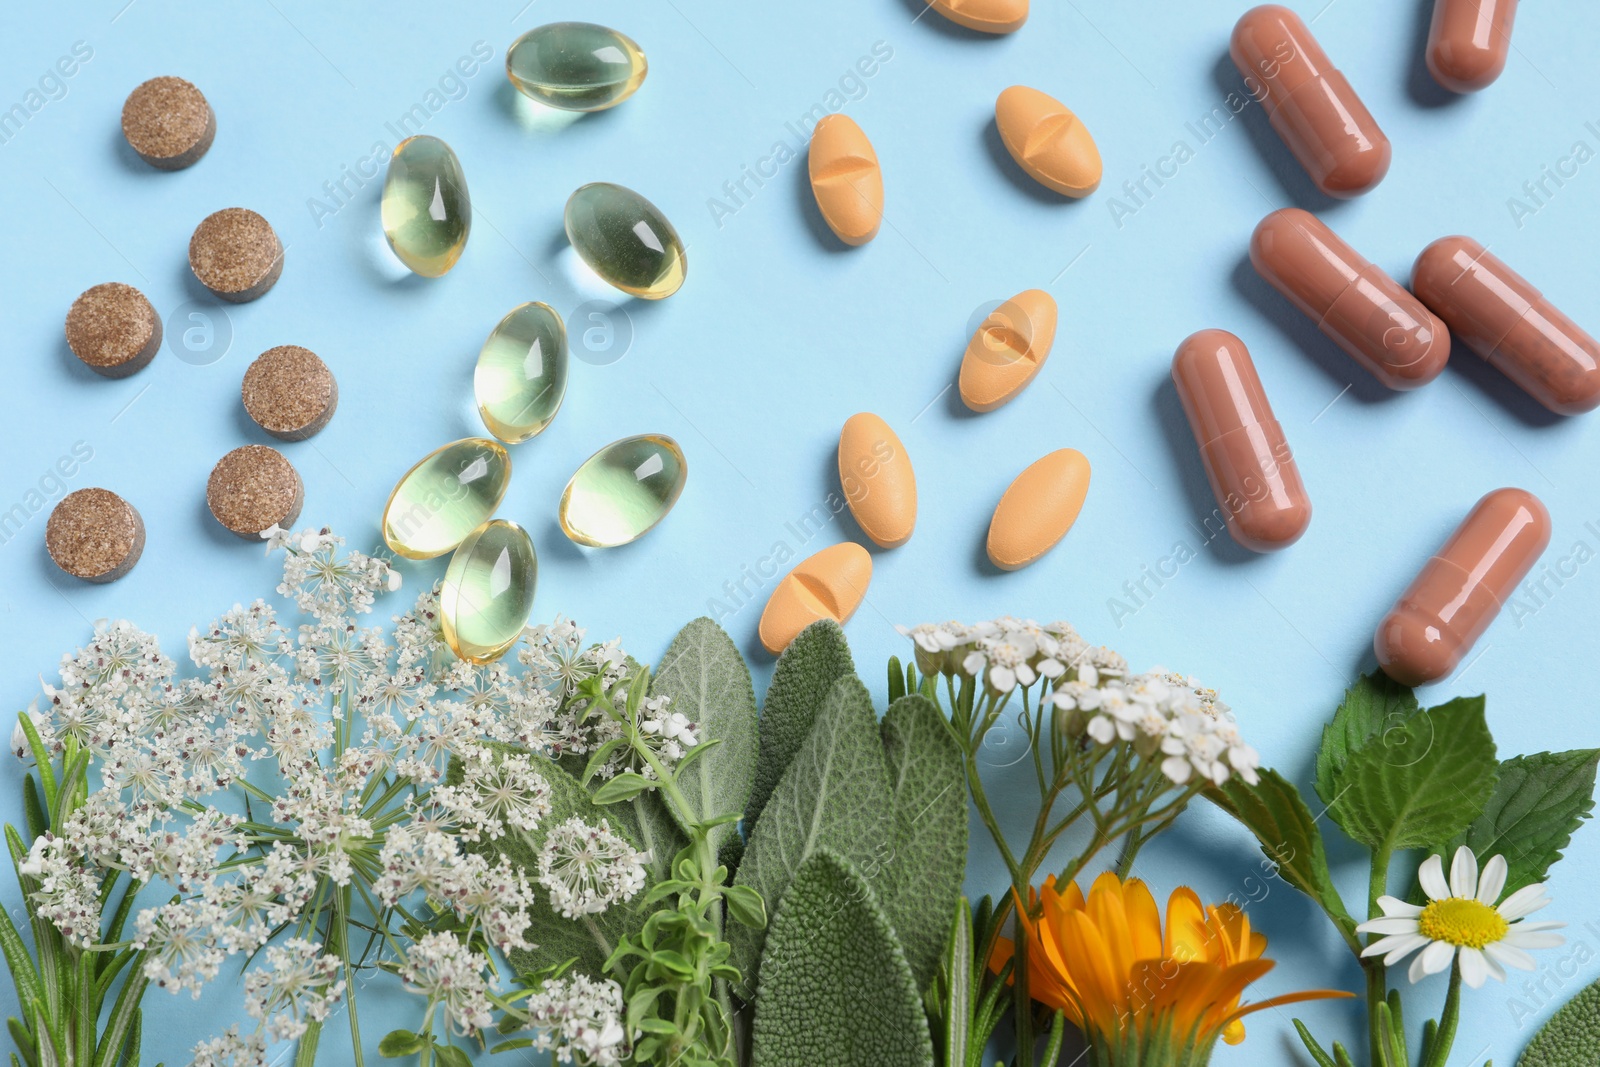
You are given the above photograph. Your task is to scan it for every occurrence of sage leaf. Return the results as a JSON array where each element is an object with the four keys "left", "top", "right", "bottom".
[
  {"left": 880, "top": 694, "right": 966, "bottom": 991},
  {"left": 749, "top": 848, "right": 934, "bottom": 1067},
  {"left": 746, "top": 620, "right": 855, "bottom": 831},
  {"left": 1316, "top": 672, "right": 1420, "bottom": 807},
  {"left": 650, "top": 618, "right": 758, "bottom": 851},
  {"left": 1454, "top": 750, "right": 1599, "bottom": 897},
  {"left": 728, "top": 674, "right": 893, "bottom": 997},
  {"left": 1520, "top": 973, "right": 1600, "bottom": 1066}
]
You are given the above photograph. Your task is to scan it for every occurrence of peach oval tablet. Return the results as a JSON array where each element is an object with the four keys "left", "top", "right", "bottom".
[
  {"left": 1427, "top": 0, "right": 1517, "bottom": 93},
  {"left": 986, "top": 449, "right": 1090, "bottom": 571},
  {"left": 808, "top": 115, "right": 882, "bottom": 247},
  {"left": 839, "top": 413, "right": 916, "bottom": 549},
  {"left": 759, "top": 542, "right": 873, "bottom": 654},
  {"left": 1172, "top": 330, "right": 1311, "bottom": 553},
  {"left": 1375, "top": 487, "right": 1549, "bottom": 687},
  {"left": 1412, "top": 236, "right": 1600, "bottom": 416},
  {"left": 923, "top": 0, "right": 1027, "bottom": 34},
  {"left": 959, "top": 289, "right": 1058, "bottom": 412},
  {"left": 1251, "top": 208, "right": 1450, "bottom": 390},
  {"left": 994, "top": 86, "right": 1101, "bottom": 198},
  {"left": 1230, "top": 5, "right": 1390, "bottom": 198}
]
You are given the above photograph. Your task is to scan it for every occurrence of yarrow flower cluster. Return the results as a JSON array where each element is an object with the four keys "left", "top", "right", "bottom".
[
  {"left": 524, "top": 973, "right": 630, "bottom": 1065},
  {"left": 537, "top": 816, "right": 650, "bottom": 919}
]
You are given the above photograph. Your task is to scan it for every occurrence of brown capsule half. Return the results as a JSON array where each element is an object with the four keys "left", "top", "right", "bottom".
[
  {"left": 808, "top": 115, "right": 882, "bottom": 247},
  {"left": 1426, "top": 0, "right": 1517, "bottom": 93},
  {"left": 1375, "top": 488, "right": 1549, "bottom": 686},
  {"left": 1412, "top": 236, "right": 1600, "bottom": 415},
  {"left": 1172, "top": 330, "right": 1310, "bottom": 553},
  {"left": 1251, "top": 208, "right": 1450, "bottom": 390},
  {"left": 1230, "top": 5, "right": 1390, "bottom": 198}
]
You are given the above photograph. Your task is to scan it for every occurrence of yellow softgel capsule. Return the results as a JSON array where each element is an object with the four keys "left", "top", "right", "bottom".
[
  {"left": 559, "top": 434, "right": 686, "bottom": 547},
  {"left": 564, "top": 183, "right": 686, "bottom": 300},
  {"left": 381, "top": 438, "right": 511, "bottom": 560},
  {"left": 441, "top": 520, "right": 538, "bottom": 664},
  {"left": 381, "top": 135, "right": 471, "bottom": 277},
  {"left": 475, "top": 302, "right": 568, "bottom": 444},
  {"left": 506, "top": 22, "right": 648, "bottom": 112}
]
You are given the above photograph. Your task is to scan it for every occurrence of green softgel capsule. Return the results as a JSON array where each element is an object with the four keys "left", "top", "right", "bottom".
[
  {"left": 506, "top": 22, "right": 647, "bottom": 112},
  {"left": 559, "top": 434, "right": 686, "bottom": 547},
  {"left": 441, "top": 519, "right": 537, "bottom": 664},
  {"left": 475, "top": 302, "right": 568, "bottom": 444},
  {"left": 381, "top": 135, "right": 471, "bottom": 277},
  {"left": 382, "top": 438, "right": 511, "bottom": 559},
  {"left": 564, "top": 182, "right": 686, "bottom": 300}
]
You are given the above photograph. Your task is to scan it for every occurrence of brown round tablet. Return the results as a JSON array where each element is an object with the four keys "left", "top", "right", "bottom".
[
  {"left": 242, "top": 346, "right": 338, "bottom": 440},
  {"left": 46, "top": 488, "right": 145, "bottom": 582},
  {"left": 121, "top": 76, "right": 215, "bottom": 170},
  {"left": 65, "top": 283, "right": 162, "bottom": 378},
  {"left": 207, "top": 445, "right": 303, "bottom": 539},
  {"left": 189, "top": 208, "right": 283, "bottom": 303}
]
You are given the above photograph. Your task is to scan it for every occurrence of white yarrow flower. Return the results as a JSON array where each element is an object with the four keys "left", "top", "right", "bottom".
[{"left": 537, "top": 817, "right": 649, "bottom": 919}]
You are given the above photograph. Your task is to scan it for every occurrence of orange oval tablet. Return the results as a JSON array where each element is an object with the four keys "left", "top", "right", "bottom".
[
  {"left": 839, "top": 413, "right": 916, "bottom": 549},
  {"left": 986, "top": 449, "right": 1090, "bottom": 571},
  {"left": 759, "top": 542, "right": 873, "bottom": 654},
  {"left": 924, "top": 0, "right": 1028, "bottom": 34},
  {"left": 959, "top": 289, "right": 1058, "bottom": 412},
  {"left": 994, "top": 86, "right": 1101, "bottom": 198},
  {"left": 808, "top": 115, "right": 882, "bottom": 247}
]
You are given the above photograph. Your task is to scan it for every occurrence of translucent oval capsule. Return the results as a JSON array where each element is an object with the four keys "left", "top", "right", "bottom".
[
  {"left": 559, "top": 434, "right": 686, "bottom": 547},
  {"left": 475, "top": 302, "right": 569, "bottom": 443},
  {"left": 381, "top": 438, "right": 511, "bottom": 560},
  {"left": 564, "top": 183, "right": 686, "bottom": 300},
  {"left": 506, "top": 22, "right": 648, "bottom": 112},
  {"left": 441, "top": 520, "right": 538, "bottom": 664},
  {"left": 381, "top": 135, "right": 471, "bottom": 277}
]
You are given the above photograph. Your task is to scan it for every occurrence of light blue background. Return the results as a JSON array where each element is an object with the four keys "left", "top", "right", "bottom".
[{"left": 2, "top": 0, "right": 1597, "bottom": 1063}]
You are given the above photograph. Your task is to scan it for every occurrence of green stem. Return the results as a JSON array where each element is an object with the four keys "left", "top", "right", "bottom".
[
  {"left": 1421, "top": 963, "right": 1462, "bottom": 1067},
  {"left": 334, "top": 887, "right": 363, "bottom": 1067},
  {"left": 1365, "top": 848, "right": 1393, "bottom": 1067}
]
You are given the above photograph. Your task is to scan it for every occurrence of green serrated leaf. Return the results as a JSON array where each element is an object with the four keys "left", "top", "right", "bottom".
[
  {"left": 880, "top": 694, "right": 966, "bottom": 993},
  {"left": 1328, "top": 696, "right": 1497, "bottom": 855},
  {"left": 650, "top": 618, "right": 759, "bottom": 851},
  {"left": 728, "top": 673, "right": 893, "bottom": 998},
  {"left": 1455, "top": 750, "right": 1599, "bottom": 898},
  {"left": 1316, "top": 672, "right": 1420, "bottom": 807},
  {"left": 746, "top": 619, "right": 855, "bottom": 831},
  {"left": 1520, "top": 973, "right": 1600, "bottom": 1066},
  {"left": 750, "top": 848, "right": 934, "bottom": 1067}
]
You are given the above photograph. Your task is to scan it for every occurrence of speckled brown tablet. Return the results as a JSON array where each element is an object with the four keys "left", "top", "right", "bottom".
[
  {"left": 242, "top": 346, "right": 338, "bottom": 440},
  {"left": 65, "top": 283, "right": 162, "bottom": 378},
  {"left": 206, "top": 445, "right": 303, "bottom": 538},
  {"left": 121, "top": 76, "right": 215, "bottom": 170},
  {"left": 189, "top": 208, "right": 283, "bottom": 303},
  {"left": 46, "top": 488, "right": 145, "bottom": 582}
]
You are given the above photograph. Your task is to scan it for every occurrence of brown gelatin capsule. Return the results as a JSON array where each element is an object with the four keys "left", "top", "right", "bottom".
[
  {"left": 1230, "top": 5, "right": 1391, "bottom": 198},
  {"left": 1426, "top": 0, "right": 1517, "bottom": 93},
  {"left": 1411, "top": 236, "right": 1600, "bottom": 415},
  {"left": 1171, "top": 330, "right": 1310, "bottom": 553},
  {"left": 1251, "top": 208, "right": 1450, "bottom": 390},
  {"left": 1375, "top": 488, "right": 1549, "bottom": 687}
]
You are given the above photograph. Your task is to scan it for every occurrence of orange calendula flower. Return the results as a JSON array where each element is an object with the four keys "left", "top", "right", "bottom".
[{"left": 991, "top": 872, "right": 1352, "bottom": 1066}]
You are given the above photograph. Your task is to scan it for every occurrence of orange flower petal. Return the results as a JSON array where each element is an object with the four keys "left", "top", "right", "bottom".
[{"left": 1122, "top": 878, "right": 1164, "bottom": 961}]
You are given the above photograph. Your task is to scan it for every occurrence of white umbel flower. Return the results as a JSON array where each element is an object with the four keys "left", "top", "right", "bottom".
[
  {"left": 1357, "top": 846, "right": 1565, "bottom": 988},
  {"left": 537, "top": 817, "right": 649, "bottom": 919}
]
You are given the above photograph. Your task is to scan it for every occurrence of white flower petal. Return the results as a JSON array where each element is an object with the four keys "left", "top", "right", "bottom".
[
  {"left": 1374, "top": 896, "right": 1424, "bottom": 918},
  {"left": 1419, "top": 938, "right": 1456, "bottom": 977},
  {"left": 1458, "top": 947, "right": 1491, "bottom": 988},
  {"left": 1449, "top": 846, "right": 1479, "bottom": 900},
  {"left": 1357, "top": 916, "right": 1423, "bottom": 936},
  {"left": 1504, "top": 930, "right": 1566, "bottom": 951},
  {"left": 1476, "top": 855, "right": 1508, "bottom": 906},
  {"left": 1160, "top": 755, "right": 1192, "bottom": 785},
  {"left": 1484, "top": 940, "right": 1537, "bottom": 973},
  {"left": 1418, "top": 854, "right": 1450, "bottom": 901},
  {"left": 1497, "top": 883, "right": 1552, "bottom": 921},
  {"left": 1381, "top": 934, "right": 1432, "bottom": 967}
]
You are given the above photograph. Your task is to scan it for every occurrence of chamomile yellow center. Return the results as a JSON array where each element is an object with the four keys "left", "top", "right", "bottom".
[{"left": 1417, "top": 897, "right": 1508, "bottom": 949}]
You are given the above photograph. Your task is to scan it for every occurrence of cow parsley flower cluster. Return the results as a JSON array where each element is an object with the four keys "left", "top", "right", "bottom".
[{"left": 10, "top": 528, "right": 674, "bottom": 1066}]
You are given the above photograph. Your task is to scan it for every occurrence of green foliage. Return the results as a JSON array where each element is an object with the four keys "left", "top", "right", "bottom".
[
  {"left": 1454, "top": 749, "right": 1600, "bottom": 898},
  {"left": 649, "top": 618, "right": 759, "bottom": 853},
  {"left": 1316, "top": 672, "right": 1421, "bottom": 807},
  {"left": 748, "top": 848, "right": 934, "bottom": 1067},
  {"left": 880, "top": 695, "right": 968, "bottom": 991},
  {"left": 729, "top": 674, "right": 893, "bottom": 997},
  {"left": 745, "top": 620, "right": 855, "bottom": 831},
  {"left": 1327, "top": 694, "right": 1498, "bottom": 854},
  {"left": 1521, "top": 975, "right": 1600, "bottom": 1067}
]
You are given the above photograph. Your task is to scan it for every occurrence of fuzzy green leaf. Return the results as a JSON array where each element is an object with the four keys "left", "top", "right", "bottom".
[
  {"left": 649, "top": 618, "right": 758, "bottom": 851},
  {"left": 880, "top": 694, "right": 966, "bottom": 992},
  {"left": 750, "top": 848, "right": 934, "bottom": 1067},
  {"left": 728, "top": 674, "right": 893, "bottom": 998},
  {"left": 1316, "top": 672, "right": 1420, "bottom": 808},
  {"left": 746, "top": 620, "right": 855, "bottom": 831},
  {"left": 1327, "top": 696, "right": 1497, "bottom": 854},
  {"left": 1456, "top": 750, "right": 1599, "bottom": 897},
  {"left": 1520, "top": 974, "right": 1600, "bottom": 1066},
  {"left": 377, "top": 1030, "right": 426, "bottom": 1057}
]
